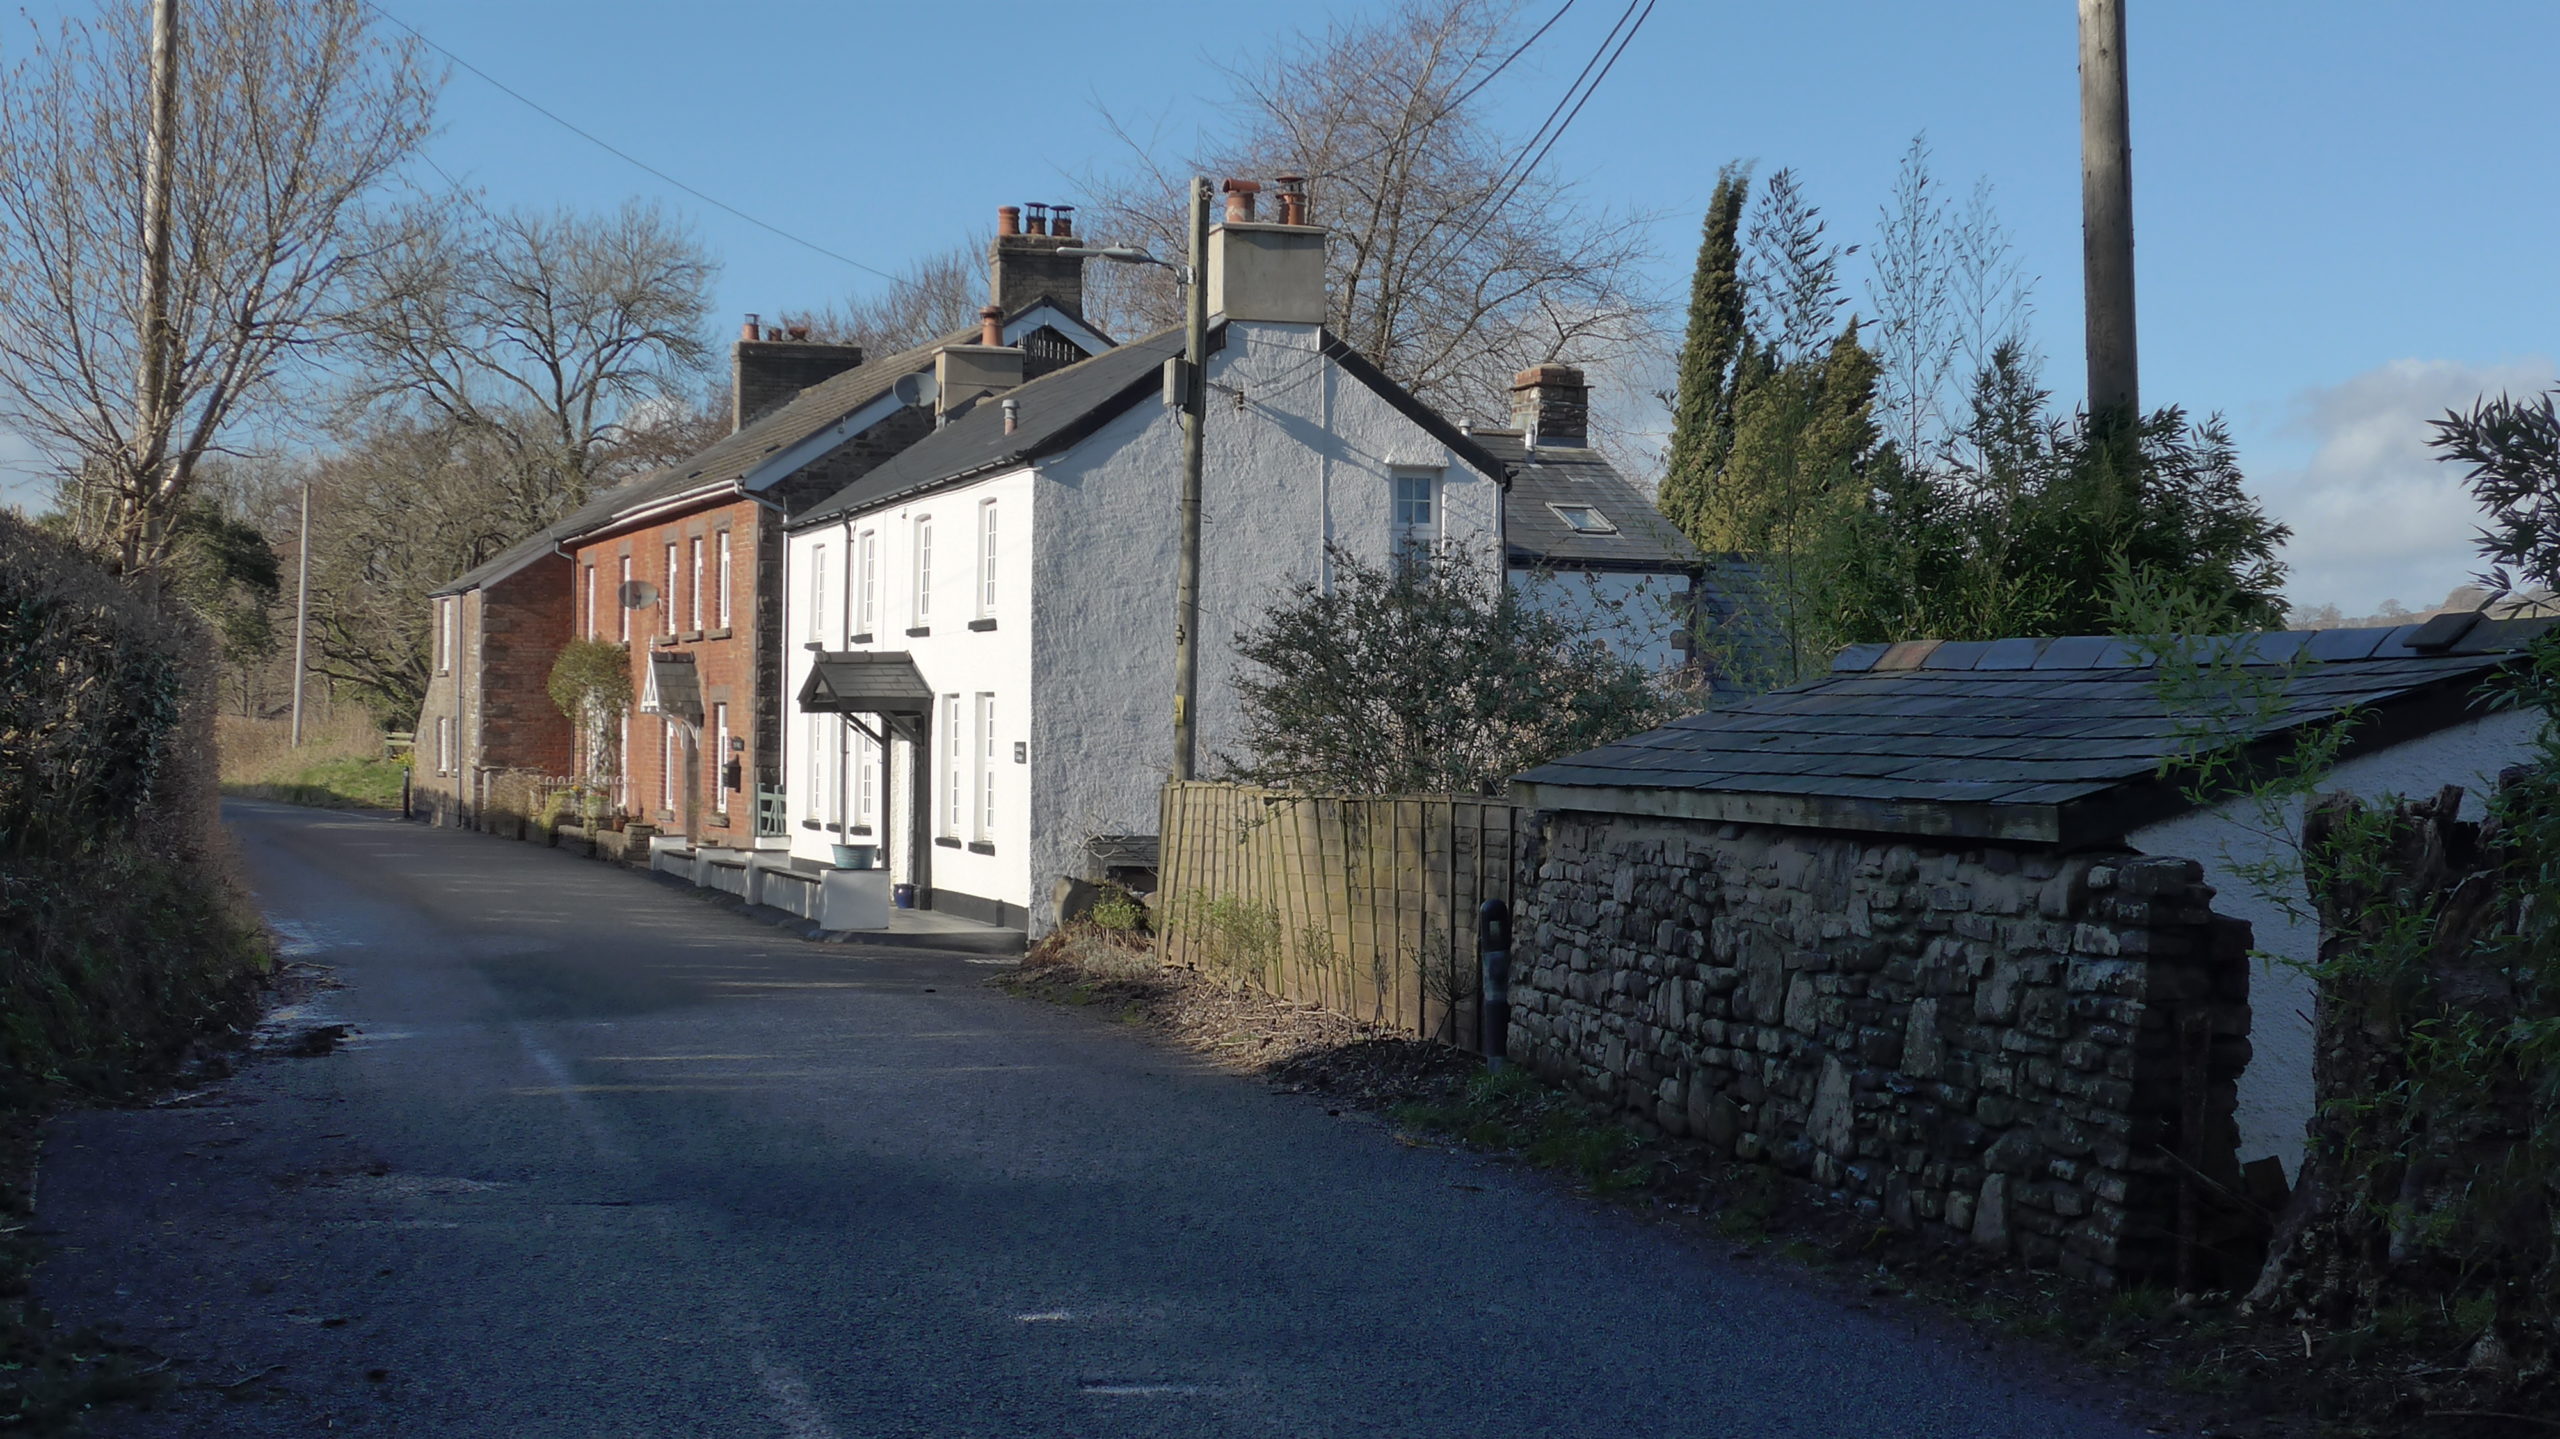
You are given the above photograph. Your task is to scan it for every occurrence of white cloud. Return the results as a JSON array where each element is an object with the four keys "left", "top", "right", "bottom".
[{"left": 2256, "top": 357, "right": 2557, "bottom": 615}]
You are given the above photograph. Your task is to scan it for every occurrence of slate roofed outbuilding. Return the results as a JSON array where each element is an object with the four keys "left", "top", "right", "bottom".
[
  {"left": 1513, "top": 613, "right": 2557, "bottom": 846},
  {"left": 791, "top": 321, "right": 1513, "bottom": 529}
]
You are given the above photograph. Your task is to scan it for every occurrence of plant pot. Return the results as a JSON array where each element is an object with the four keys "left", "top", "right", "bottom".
[
  {"left": 831, "top": 843, "right": 876, "bottom": 870},
  {"left": 892, "top": 883, "right": 916, "bottom": 909}
]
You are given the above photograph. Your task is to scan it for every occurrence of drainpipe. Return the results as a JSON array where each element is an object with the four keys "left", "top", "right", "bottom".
[{"left": 839, "top": 512, "right": 857, "bottom": 862}]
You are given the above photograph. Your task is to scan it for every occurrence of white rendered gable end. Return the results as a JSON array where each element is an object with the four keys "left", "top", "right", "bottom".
[{"left": 1004, "top": 302, "right": 1109, "bottom": 357}]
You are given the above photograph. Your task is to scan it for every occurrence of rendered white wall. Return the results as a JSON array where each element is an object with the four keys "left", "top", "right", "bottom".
[
  {"left": 1026, "top": 316, "right": 1504, "bottom": 934},
  {"left": 1512, "top": 568, "right": 1694, "bottom": 676},
  {"left": 2127, "top": 707, "right": 2539, "bottom": 1177},
  {"left": 779, "top": 469, "right": 1036, "bottom": 918}
]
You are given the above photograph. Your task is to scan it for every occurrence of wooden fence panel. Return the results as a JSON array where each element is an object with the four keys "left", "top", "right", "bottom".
[{"left": 1157, "top": 782, "right": 1521, "bottom": 1049}]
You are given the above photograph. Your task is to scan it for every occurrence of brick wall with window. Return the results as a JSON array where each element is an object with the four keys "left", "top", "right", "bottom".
[{"left": 567, "top": 497, "right": 765, "bottom": 840}]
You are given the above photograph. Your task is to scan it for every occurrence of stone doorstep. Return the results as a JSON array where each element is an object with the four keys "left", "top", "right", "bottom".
[{"left": 634, "top": 868, "right": 1026, "bottom": 956}]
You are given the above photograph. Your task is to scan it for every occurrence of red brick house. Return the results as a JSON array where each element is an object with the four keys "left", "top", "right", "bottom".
[
  {"left": 416, "top": 539, "right": 576, "bottom": 828},
  {"left": 416, "top": 207, "right": 1107, "bottom": 844}
]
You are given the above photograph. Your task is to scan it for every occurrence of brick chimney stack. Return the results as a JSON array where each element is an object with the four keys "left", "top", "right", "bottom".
[
  {"left": 1511, "top": 364, "right": 1589, "bottom": 449},
  {"left": 733, "top": 316, "right": 865, "bottom": 433},
  {"left": 988, "top": 201, "right": 1089, "bottom": 321}
]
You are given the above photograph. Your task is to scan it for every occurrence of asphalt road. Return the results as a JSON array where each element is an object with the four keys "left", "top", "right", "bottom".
[{"left": 34, "top": 801, "right": 2166, "bottom": 1437}]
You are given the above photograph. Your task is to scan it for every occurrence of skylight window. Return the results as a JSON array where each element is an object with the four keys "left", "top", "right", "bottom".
[{"left": 1549, "top": 503, "right": 1617, "bottom": 534}]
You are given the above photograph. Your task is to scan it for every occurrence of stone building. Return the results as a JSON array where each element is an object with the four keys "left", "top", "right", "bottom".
[{"left": 1506, "top": 613, "right": 2553, "bottom": 1283}]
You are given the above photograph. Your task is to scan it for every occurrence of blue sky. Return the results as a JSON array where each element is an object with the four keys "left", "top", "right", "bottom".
[{"left": 6, "top": 0, "right": 2554, "bottom": 614}]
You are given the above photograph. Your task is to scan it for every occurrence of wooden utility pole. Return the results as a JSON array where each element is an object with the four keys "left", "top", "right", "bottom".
[
  {"left": 131, "top": 0, "right": 180, "bottom": 575},
  {"left": 290, "top": 481, "right": 312, "bottom": 746},
  {"left": 1170, "top": 175, "right": 1212, "bottom": 782},
  {"left": 2079, "top": 0, "right": 2139, "bottom": 424}
]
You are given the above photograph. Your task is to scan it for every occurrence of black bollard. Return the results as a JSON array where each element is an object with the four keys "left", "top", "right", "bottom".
[{"left": 1478, "top": 897, "right": 1511, "bottom": 1070}]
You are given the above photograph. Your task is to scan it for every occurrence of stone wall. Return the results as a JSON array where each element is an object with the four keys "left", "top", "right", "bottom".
[{"left": 1511, "top": 811, "right": 2251, "bottom": 1286}]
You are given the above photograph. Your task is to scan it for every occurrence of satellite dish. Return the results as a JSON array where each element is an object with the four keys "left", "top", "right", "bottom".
[
  {"left": 618, "top": 580, "right": 659, "bottom": 610},
  {"left": 892, "top": 371, "right": 938, "bottom": 409}
]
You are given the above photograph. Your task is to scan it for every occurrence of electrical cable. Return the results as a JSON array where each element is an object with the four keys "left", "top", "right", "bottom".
[
  {"left": 362, "top": 2, "right": 934, "bottom": 298},
  {"left": 1310, "top": 0, "right": 1579, "bottom": 182}
]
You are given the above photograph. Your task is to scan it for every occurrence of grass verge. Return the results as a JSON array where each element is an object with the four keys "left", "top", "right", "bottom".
[{"left": 216, "top": 712, "right": 406, "bottom": 811}]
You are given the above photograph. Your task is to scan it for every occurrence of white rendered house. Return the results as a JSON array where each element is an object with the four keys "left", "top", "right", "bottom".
[{"left": 782, "top": 211, "right": 1510, "bottom": 934}]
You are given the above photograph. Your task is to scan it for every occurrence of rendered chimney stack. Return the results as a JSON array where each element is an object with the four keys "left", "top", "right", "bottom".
[
  {"left": 997, "top": 205, "right": 1021, "bottom": 237},
  {"left": 979, "top": 305, "right": 1003, "bottom": 348},
  {"left": 1275, "top": 174, "right": 1308, "bottom": 226},
  {"left": 1025, "top": 202, "right": 1049, "bottom": 236},
  {"left": 1510, "top": 364, "right": 1590, "bottom": 449},
  {"left": 1222, "top": 178, "right": 1260, "bottom": 223}
]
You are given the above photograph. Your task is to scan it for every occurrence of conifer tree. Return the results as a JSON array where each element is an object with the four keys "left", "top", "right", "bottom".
[{"left": 1657, "top": 169, "right": 1750, "bottom": 546}]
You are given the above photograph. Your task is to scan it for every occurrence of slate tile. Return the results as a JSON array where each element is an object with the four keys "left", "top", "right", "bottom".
[{"left": 1976, "top": 637, "right": 2047, "bottom": 669}]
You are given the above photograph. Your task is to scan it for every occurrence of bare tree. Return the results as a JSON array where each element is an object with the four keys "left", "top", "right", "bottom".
[
  {"left": 1077, "top": 0, "right": 1660, "bottom": 428},
  {"left": 0, "top": 0, "right": 436, "bottom": 575},
  {"left": 781, "top": 240, "right": 988, "bottom": 358},
  {"left": 1863, "top": 136, "right": 2036, "bottom": 467},
  {"left": 293, "top": 417, "right": 542, "bottom": 717},
  {"left": 342, "top": 197, "right": 716, "bottom": 522}
]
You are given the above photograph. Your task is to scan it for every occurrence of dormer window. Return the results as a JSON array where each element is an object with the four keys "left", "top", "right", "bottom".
[{"left": 1549, "top": 503, "right": 1617, "bottom": 535}]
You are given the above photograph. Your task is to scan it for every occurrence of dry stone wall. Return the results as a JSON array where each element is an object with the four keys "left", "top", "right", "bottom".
[{"left": 1510, "top": 811, "right": 2251, "bottom": 1286}]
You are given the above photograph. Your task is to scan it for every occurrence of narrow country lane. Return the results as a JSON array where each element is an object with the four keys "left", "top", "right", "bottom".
[{"left": 36, "top": 802, "right": 2163, "bottom": 1437}]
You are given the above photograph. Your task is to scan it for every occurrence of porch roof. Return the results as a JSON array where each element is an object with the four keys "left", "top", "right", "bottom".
[{"left": 798, "top": 651, "right": 934, "bottom": 716}]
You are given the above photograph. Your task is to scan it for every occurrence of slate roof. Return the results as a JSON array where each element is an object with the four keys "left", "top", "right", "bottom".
[
  {"left": 1514, "top": 613, "right": 2555, "bottom": 845},
  {"left": 432, "top": 318, "right": 1006, "bottom": 596},
  {"left": 795, "top": 326, "right": 1191, "bottom": 527},
  {"left": 792, "top": 321, "right": 1513, "bottom": 528},
  {"left": 428, "top": 523, "right": 572, "bottom": 598},
  {"left": 640, "top": 651, "right": 702, "bottom": 726},
  {"left": 1467, "top": 428, "right": 1699, "bottom": 573},
  {"left": 798, "top": 651, "right": 935, "bottom": 716}
]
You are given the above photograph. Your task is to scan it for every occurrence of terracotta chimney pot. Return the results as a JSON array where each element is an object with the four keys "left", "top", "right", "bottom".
[
  {"left": 741, "top": 312, "right": 760, "bottom": 341},
  {"left": 1222, "top": 178, "right": 1261, "bottom": 223},
  {"left": 979, "top": 305, "right": 1003, "bottom": 347},
  {"left": 998, "top": 205, "right": 1021, "bottom": 237}
]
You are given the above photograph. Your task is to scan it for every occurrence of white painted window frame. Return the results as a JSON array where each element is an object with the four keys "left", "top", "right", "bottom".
[
  {"left": 940, "top": 693, "right": 961, "bottom": 836},
  {"left": 975, "top": 499, "right": 998, "bottom": 617},
  {"left": 856, "top": 528, "right": 877, "bottom": 637},
  {"left": 914, "top": 515, "right": 934, "bottom": 624},
  {"left": 711, "top": 702, "right": 730, "bottom": 817},
  {"left": 1392, "top": 468, "right": 1442, "bottom": 572},
  {"left": 688, "top": 536, "right": 704, "bottom": 631},
  {"left": 975, "top": 692, "right": 996, "bottom": 840},
  {"left": 617, "top": 555, "right": 632, "bottom": 641},
  {"left": 662, "top": 542, "right": 678, "bottom": 636},
  {"left": 716, "top": 530, "right": 733, "bottom": 629}
]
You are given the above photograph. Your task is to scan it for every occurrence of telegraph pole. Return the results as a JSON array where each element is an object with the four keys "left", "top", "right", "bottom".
[
  {"left": 2079, "top": 0, "right": 2139, "bottom": 425},
  {"left": 1170, "top": 174, "right": 1212, "bottom": 782},
  {"left": 290, "top": 481, "right": 312, "bottom": 746},
  {"left": 132, "top": 0, "right": 179, "bottom": 576}
]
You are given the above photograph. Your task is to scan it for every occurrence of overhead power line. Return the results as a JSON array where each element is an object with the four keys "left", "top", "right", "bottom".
[
  {"left": 361, "top": 2, "right": 931, "bottom": 299},
  {"left": 1312, "top": 0, "right": 1581, "bottom": 183}
]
